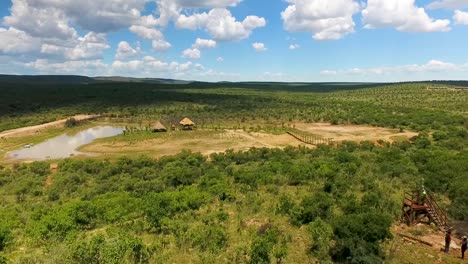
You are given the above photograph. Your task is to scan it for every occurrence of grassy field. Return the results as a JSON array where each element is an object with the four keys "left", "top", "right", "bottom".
[{"left": 0, "top": 80, "right": 466, "bottom": 263}]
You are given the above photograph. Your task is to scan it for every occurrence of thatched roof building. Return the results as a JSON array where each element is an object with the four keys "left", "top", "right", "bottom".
[
  {"left": 179, "top": 117, "right": 195, "bottom": 130},
  {"left": 152, "top": 121, "right": 167, "bottom": 132},
  {"left": 179, "top": 118, "right": 195, "bottom": 126}
]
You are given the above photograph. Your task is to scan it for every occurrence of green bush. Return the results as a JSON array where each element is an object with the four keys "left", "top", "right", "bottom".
[
  {"left": 432, "top": 131, "right": 448, "bottom": 141},
  {"left": 70, "top": 233, "right": 149, "bottom": 264},
  {"left": 0, "top": 224, "right": 12, "bottom": 251},
  {"left": 292, "top": 193, "right": 334, "bottom": 225},
  {"left": 307, "top": 218, "right": 333, "bottom": 263},
  {"left": 331, "top": 212, "right": 392, "bottom": 263},
  {"left": 144, "top": 187, "right": 205, "bottom": 229},
  {"left": 189, "top": 224, "right": 227, "bottom": 252},
  {"left": 64, "top": 118, "right": 79, "bottom": 128}
]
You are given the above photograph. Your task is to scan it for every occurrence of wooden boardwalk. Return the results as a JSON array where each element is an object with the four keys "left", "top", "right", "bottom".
[{"left": 287, "top": 131, "right": 334, "bottom": 145}]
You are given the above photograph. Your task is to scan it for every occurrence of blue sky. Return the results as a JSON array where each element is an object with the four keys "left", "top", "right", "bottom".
[{"left": 0, "top": 0, "right": 468, "bottom": 82}]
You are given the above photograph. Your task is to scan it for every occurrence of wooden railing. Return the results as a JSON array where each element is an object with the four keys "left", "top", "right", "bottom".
[
  {"left": 287, "top": 131, "right": 334, "bottom": 145},
  {"left": 401, "top": 189, "right": 450, "bottom": 231},
  {"left": 425, "top": 190, "right": 449, "bottom": 230}
]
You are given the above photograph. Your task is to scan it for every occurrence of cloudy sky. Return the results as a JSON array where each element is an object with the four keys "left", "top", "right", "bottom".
[{"left": 0, "top": 0, "right": 467, "bottom": 82}]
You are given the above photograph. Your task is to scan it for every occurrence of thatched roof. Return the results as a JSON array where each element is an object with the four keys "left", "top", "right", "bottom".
[
  {"left": 179, "top": 117, "right": 195, "bottom": 126},
  {"left": 152, "top": 121, "right": 167, "bottom": 131}
]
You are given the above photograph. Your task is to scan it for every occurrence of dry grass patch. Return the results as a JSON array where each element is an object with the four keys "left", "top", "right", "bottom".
[
  {"left": 294, "top": 123, "right": 418, "bottom": 143},
  {"left": 80, "top": 129, "right": 308, "bottom": 159}
]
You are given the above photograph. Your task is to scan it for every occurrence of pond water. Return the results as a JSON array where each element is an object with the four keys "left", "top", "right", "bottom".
[{"left": 8, "top": 126, "right": 124, "bottom": 160}]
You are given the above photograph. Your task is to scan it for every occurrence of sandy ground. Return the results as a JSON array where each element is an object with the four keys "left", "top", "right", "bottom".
[
  {"left": 81, "top": 123, "right": 417, "bottom": 159},
  {"left": 393, "top": 224, "right": 467, "bottom": 258},
  {"left": 0, "top": 114, "right": 100, "bottom": 138},
  {"left": 81, "top": 129, "right": 308, "bottom": 159},
  {"left": 294, "top": 122, "right": 418, "bottom": 143}
]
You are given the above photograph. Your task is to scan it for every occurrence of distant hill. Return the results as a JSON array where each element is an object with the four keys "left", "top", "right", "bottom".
[
  {"left": 1, "top": 74, "right": 467, "bottom": 88},
  {"left": 0, "top": 75, "right": 191, "bottom": 86},
  {"left": 94, "top": 76, "right": 191, "bottom": 85},
  {"left": 0, "top": 75, "right": 97, "bottom": 85}
]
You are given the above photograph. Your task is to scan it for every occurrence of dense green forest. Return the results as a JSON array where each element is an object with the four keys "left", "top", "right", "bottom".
[
  {"left": 1, "top": 82, "right": 466, "bottom": 132},
  {"left": 0, "top": 80, "right": 467, "bottom": 263}
]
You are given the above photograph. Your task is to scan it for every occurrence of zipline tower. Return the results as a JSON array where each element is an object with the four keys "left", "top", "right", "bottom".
[{"left": 401, "top": 189, "right": 450, "bottom": 232}]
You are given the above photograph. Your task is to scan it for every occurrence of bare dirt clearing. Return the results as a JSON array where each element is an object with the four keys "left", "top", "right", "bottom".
[
  {"left": 294, "top": 123, "right": 418, "bottom": 142},
  {"left": 80, "top": 130, "right": 307, "bottom": 159},
  {"left": 0, "top": 114, "right": 99, "bottom": 138},
  {"left": 80, "top": 123, "right": 417, "bottom": 159},
  {"left": 2, "top": 122, "right": 418, "bottom": 162},
  {"left": 391, "top": 224, "right": 467, "bottom": 262}
]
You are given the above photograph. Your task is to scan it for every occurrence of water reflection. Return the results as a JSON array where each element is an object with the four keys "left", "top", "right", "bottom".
[{"left": 9, "top": 126, "right": 123, "bottom": 160}]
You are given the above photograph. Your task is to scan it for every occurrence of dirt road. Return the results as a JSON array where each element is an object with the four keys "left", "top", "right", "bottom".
[{"left": 0, "top": 114, "right": 100, "bottom": 138}]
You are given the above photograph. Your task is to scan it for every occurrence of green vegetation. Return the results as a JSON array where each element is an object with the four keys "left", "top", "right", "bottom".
[
  {"left": 1, "top": 82, "right": 466, "bottom": 132},
  {"left": 64, "top": 118, "right": 79, "bottom": 128},
  {"left": 0, "top": 80, "right": 466, "bottom": 263}
]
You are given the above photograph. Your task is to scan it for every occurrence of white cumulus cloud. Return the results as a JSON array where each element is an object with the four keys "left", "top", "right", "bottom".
[
  {"left": 115, "top": 41, "right": 141, "bottom": 60},
  {"left": 281, "top": 0, "right": 360, "bottom": 40},
  {"left": 152, "top": 40, "right": 172, "bottom": 51},
  {"left": 40, "top": 32, "right": 110, "bottom": 60},
  {"left": 176, "top": 8, "right": 266, "bottom": 41},
  {"left": 129, "top": 25, "right": 171, "bottom": 51},
  {"left": 0, "top": 0, "right": 126, "bottom": 63},
  {"left": 153, "top": 0, "right": 244, "bottom": 27},
  {"left": 0, "top": 0, "right": 263, "bottom": 69},
  {"left": 4, "top": 0, "right": 147, "bottom": 35},
  {"left": 182, "top": 48, "right": 201, "bottom": 59},
  {"left": 454, "top": 10, "right": 468, "bottom": 24},
  {"left": 252, "top": 42, "right": 267, "bottom": 52},
  {"left": 175, "top": 0, "right": 242, "bottom": 8},
  {"left": 129, "top": 25, "right": 163, "bottom": 40},
  {"left": 192, "top": 38, "right": 217, "bottom": 49},
  {"left": 3, "top": 0, "right": 77, "bottom": 39},
  {"left": 362, "top": 0, "right": 451, "bottom": 32},
  {"left": 0, "top": 27, "right": 41, "bottom": 54}
]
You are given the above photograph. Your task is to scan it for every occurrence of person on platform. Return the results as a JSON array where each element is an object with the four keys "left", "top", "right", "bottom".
[
  {"left": 461, "top": 235, "right": 467, "bottom": 259},
  {"left": 445, "top": 230, "right": 452, "bottom": 254}
]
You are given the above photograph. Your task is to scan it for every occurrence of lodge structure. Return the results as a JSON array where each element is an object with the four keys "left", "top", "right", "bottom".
[
  {"left": 179, "top": 118, "right": 195, "bottom": 130},
  {"left": 151, "top": 121, "right": 167, "bottom": 132}
]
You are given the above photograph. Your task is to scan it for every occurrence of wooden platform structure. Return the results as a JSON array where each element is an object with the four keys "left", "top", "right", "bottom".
[
  {"left": 401, "top": 190, "right": 450, "bottom": 231},
  {"left": 287, "top": 131, "right": 333, "bottom": 145}
]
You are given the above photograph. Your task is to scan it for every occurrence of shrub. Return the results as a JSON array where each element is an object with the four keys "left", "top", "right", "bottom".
[
  {"left": 249, "top": 225, "right": 280, "bottom": 264},
  {"left": 64, "top": 118, "right": 79, "bottom": 128},
  {"left": 144, "top": 187, "right": 205, "bottom": 229},
  {"left": 189, "top": 225, "right": 227, "bottom": 252},
  {"left": 0, "top": 225, "right": 12, "bottom": 251},
  {"left": 432, "top": 131, "right": 448, "bottom": 141},
  {"left": 70, "top": 233, "right": 149, "bottom": 264},
  {"left": 292, "top": 193, "right": 334, "bottom": 225},
  {"left": 331, "top": 212, "right": 392, "bottom": 263},
  {"left": 307, "top": 218, "right": 333, "bottom": 263}
]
